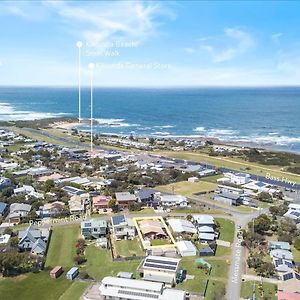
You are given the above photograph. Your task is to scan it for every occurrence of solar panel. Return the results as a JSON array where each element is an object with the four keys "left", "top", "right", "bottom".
[
  {"left": 283, "top": 273, "right": 293, "bottom": 281},
  {"left": 143, "top": 263, "right": 177, "bottom": 271},
  {"left": 145, "top": 258, "right": 178, "bottom": 266},
  {"left": 112, "top": 215, "right": 125, "bottom": 225},
  {"left": 118, "top": 289, "right": 159, "bottom": 299},
  {"left": 284, "top": 261, "right": 293, "bottom": 268}
]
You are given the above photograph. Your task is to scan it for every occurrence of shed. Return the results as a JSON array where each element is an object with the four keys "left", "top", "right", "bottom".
[
  {"left": 176, "top": 240, "right": 197, "bottom": 257},
  {"left": 66, "top": 267, "right": 79, "bottom": 280},
  {"left": 50, "top": 266, "right": 63, "bottom": 279}
]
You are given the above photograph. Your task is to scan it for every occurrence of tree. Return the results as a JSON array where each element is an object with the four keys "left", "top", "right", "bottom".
[
  {"left": 256, "top": 192, "right": 273, "bottom": 203},
  {"left": 251, "top": 214, "right": 271, "bottom": 234},
  {"left": 149, "top": 137, "right": 155, "bottom": 145},
  {"left": 108, "top": 199, "right": 119, "bottom": 212}
]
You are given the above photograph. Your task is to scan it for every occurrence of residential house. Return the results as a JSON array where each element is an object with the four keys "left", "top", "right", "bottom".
[
  {"left": 278, "top": 271, "right": 300, "bottom": 295},
  {"left": 0, "top": 201, "right": 8, "bottom": 217},
  {"left": 141, "top": 255, "right": 181, "bottom": 286},
  {"left": 7, "top": 203, "right": 32, "bottom": 223},
  {"left": 167, "top": 218, "right": 197, "bottom": 234},
  {"left": 111, "top": 215, "right": 135, "bottom": 240},
  {"left": 0, "top": 177, "right": 12, "bottom": 191},
  {"left": 28, "top": 166, "right": 52, "bottom": 177},
  {"left": 269, "top": 246, "right": 294, "bottom": 273},
  {"left": 62, "top": 185, "right": 85, "bottom": 196},
  {"left": 92, "top": 195, "right": 112, "bottom": 212},
  {"left": 68, "top": 193, "right": 90, "bottom": 215},
  {"left": 192, "top": 215, "right": 216, "bottom": 242},
  {"left": 159, "top": 195, "right": 187, "bottom": 207},
  {"left": 139, "top": 219, "right": 166, "bottom": 239},
  {"left": 135, "top": 189, "right": 156, "bottom": 206},
  {"left": 81, "top": 219, "right": 107, "bottom": 239},
  {"left": 18, "top": 225, "right": 50, "bottom": 255},
  {"left": 214, "top": 185, "right": 249, "bottom": 206},
  {"left": 99, "top": 276, "right": 186, "bottom": 300},
  {"left": 225, "top": 172, "right": 251, "bottom": 185},
  {"left": 39, "top": 201, "right": 65, "bottom": 218},
  {"left": 269, "top": 241, "right": 291, "bottom": 252},
  {"left": 284, "top": 203, "right": 300, "bottom": 223},
  {"left": 115, "top": 192, "right": 137, "bottom": 208}
]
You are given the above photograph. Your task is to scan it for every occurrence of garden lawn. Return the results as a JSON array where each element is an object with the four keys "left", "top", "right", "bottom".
[
  {"left": 176, "top": 257, "right": 228, "bottom": 294},
  {"left": 0, "top": 271, "right": 72, "bottom": 300},
  {"left": 114, "top": 238, "right": 144, "bottom": 257},
  {"left": 241, "top": 281, "right": 277, "bottom": 300},
  {"left": 45, "top": 225, "right": 80, "bottom": 269},
  {"left": 84, "top": 245, "right": 141, "bottom": 280},
  {"left": 205, "top": 279, "right": 226, "bottom": 300},
  {"left": 215, "top": 218, "right": 235, "bottom": 243},
  {"left": 59, "top": 281, "right": 90, "bottom": 300},
  {"left": 215, "top": 245, "right": 231, "bottom": 257}
]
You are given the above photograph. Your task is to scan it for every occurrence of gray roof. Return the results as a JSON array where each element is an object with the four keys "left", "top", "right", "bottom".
[
  {"left": 115, "top": 192, "right": 136, "bottom": 202},
  {"left": 10, "top": 203, "right": 31, "bottom": 213}
]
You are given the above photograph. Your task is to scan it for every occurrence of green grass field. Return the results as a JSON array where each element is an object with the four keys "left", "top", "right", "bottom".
[
  {"left": 84, "top": 245, "right": 141, "bottom": 280},
  {"left": 215, "top": 218, "right": 235, "bottom": 243},
  {"left": 157, "top": 150, "right": 300, "bottom": 184},
  {"left": 114, "top": 238, "right": 144, "bottom": 257},
  {"left": 156, "top": 180, "right": 218, "bottom": 198},
  {"left": 177, "top": 257, "right": 229, "bottom": 295},
  {"left": 45, "top": 225, "right": 80, "bottom": 269},
  {"left": 0, "top": 272, "right": 71, "bottom": 300},
  {"left": 59, "top": 281, "right": 90, "bottom": 300},
  {"left": 241, "top": 281, "right": 277, "bottom": 300}
]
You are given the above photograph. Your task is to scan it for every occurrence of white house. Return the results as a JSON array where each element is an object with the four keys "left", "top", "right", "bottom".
[
  {"left": 225, "top": 172, "right": 251, "bottom": 185},
  {"left": 176, "top": 240, "right": 197, "bottom": 257},
  {"left": 159, "top": 195, "right": 187, "bottom": 207},
  {"left": 99, "top": 276, "right": 186, "bottom": 300}
]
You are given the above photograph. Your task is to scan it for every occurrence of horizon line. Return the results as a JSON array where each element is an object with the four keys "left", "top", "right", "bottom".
[{"left": 0, "top": 84, "right": 300, "bottom": 89}]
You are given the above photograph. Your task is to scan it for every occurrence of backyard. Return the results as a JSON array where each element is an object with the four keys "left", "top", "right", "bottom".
[
  {"left": 45, "top": 225, "right": 80, "bottom": 269},
  {"left": 114, "top": 238, "right": 144, "bottom": 257},
  {"left": 241, "top": 281, "right": 277, "bottom": 300},
  {"left": 177, "top": 256, "right": 229, "bottom": 297}
]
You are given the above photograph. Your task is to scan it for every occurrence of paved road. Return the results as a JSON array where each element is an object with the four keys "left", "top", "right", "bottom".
[{"left": 226, "top": 208, "right": 268, "bottom": 300}]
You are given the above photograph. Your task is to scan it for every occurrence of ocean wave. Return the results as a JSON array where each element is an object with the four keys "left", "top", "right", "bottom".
[
  {"left": 152, "top": 131, "right": 171, "bottom": 136},
  {"left": 153, "top": 125, "right": 175, "bottom": 129},
  {"left": 193, "top": 126, "right": 206, "bottom": 132},
  {"left": 208, "top": 129, "right": 239, "bottom": 136},
  {"left": 247, "top": 135, "right": 300, "bottom": 146},
  {"left": 0, "top": 102, "right": 65, "bottom": 121},
  {"left": 94, "top": 118, "right": 140, "bottom": 128}
]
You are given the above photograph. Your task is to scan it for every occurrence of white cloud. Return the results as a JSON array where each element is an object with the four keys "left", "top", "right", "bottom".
[
  {"left": 43, "top": 1, "right": 174, "bottom": 46},
  {"left": 193, "top": 27, "right": 255, "bottom": 63}
]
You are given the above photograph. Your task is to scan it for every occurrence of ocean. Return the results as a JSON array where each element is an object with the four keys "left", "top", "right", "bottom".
[{"left": 0, "top": 87, "right": 300, "bottom": 153}]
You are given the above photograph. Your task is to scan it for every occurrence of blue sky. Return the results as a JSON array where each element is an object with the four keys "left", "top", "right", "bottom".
[{"left": 0, "top": 1, "right": 300, "bottom": 86}]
